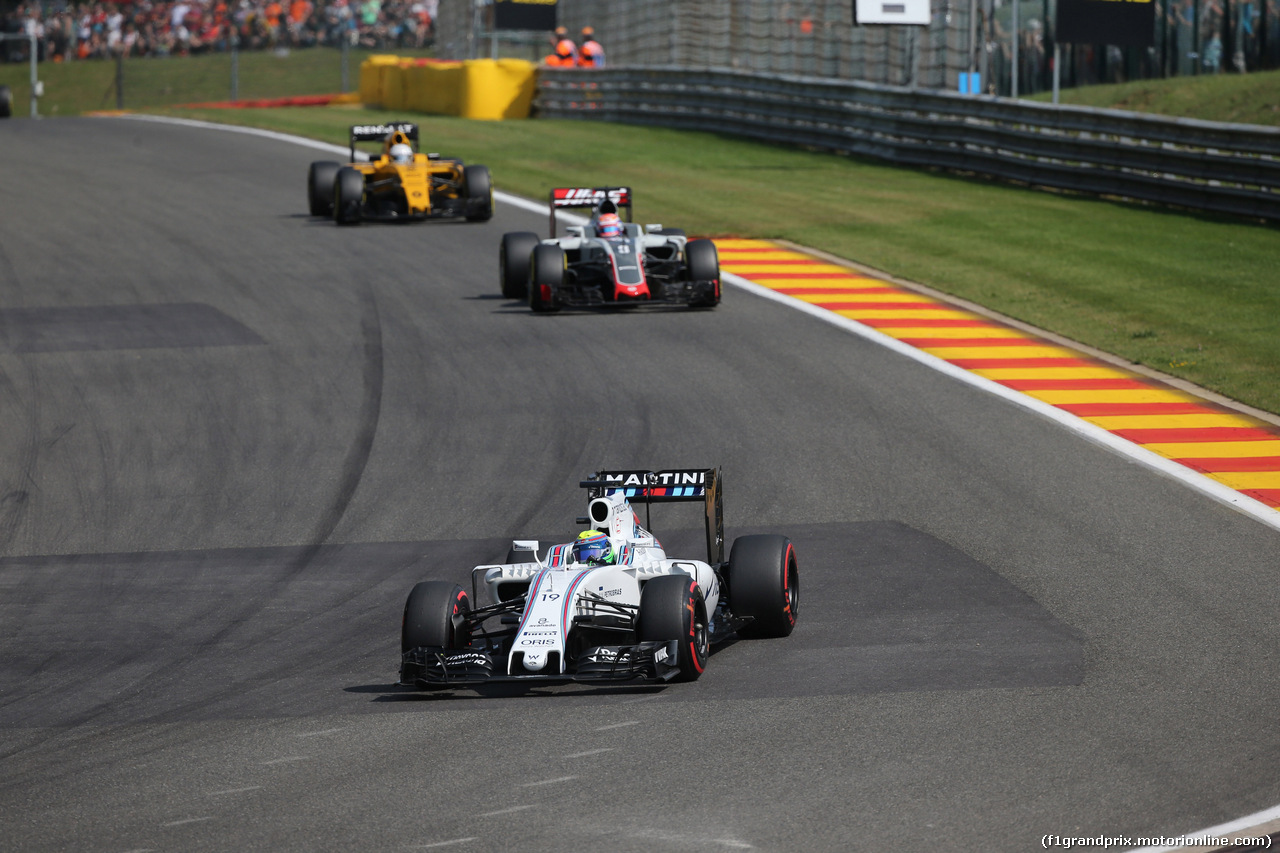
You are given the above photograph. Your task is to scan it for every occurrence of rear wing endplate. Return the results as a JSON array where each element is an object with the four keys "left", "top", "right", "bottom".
[
  {"left": 548, "top": 186, "right": 632, "bottom": 238},
  {"left": 581, "top": 468, "right": 724, "bottom": 565}
]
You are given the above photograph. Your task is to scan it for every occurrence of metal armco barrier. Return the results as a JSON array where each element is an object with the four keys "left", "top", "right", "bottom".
[{"left": 537, "top": 68, "right": 1280, "bottom": 222}]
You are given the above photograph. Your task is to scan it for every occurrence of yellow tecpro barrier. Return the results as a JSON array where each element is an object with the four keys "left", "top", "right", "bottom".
[{"left": 359, "top": 56, "right": 537, "bottom": 120}]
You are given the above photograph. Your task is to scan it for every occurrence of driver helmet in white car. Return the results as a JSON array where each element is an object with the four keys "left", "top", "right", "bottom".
[
  {"left": 389, "top": 143, "right": 414, "bottom": 164},
  {"left": 572, "top": 530, "right": 614, "bottom": 566}
]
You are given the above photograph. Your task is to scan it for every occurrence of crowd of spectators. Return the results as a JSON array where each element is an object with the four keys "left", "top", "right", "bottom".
[{"left": 1, "top": 0, "right": 438, "bottom": 62}]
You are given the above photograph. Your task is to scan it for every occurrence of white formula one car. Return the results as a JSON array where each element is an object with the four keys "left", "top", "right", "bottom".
[
  {"left": 499, "top": 187, "right": 721, "bottom": 311},
  {"left": 399, "top": 469, "right": 798, "bottom": 688}
]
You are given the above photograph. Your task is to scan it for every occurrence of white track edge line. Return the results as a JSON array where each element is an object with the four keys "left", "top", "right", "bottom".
[
  {"left": 1126, "top": 802, "right": 1280, "bottom": 852},
  {"left": 722, "top": 272, "right": 1280, "bottom": 533},
  {"left": 109, "top": 114, "right": 1280, "bottom": 534}
]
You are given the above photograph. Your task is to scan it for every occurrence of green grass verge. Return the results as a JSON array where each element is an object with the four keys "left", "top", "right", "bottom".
[
  {"left": 0, "top": 47, "right": 433, "bottom": 116},
  {"left": 155, "top": 105, "right": 1280, "bottom": 415},
  {"left": 1030, "top": 67, "right": 1280, "bottom": 128}
]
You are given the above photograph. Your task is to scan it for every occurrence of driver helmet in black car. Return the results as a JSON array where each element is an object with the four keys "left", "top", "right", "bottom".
[{"left": 595, "top": 212, "right": 623, "bottom": 238}]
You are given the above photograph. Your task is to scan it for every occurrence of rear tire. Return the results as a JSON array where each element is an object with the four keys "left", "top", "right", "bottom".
[
  {"left": 333, "top": 166, "right": 364, "bottom": 225},
  {"left": 463, "top": 165, "right": 493, "bottom": 222},
  {"left": 500, "top": 232, "right": 539, "bottom": 300},
  {"left": 529, "top": 243, "right": 564, "bottom": 313},
  {"left": 0, "top": 85, "right": 11, "bottom": 119},
  {"left": 685, "top": 238, "right": 720, "bottom": 308},
  {"left": 402, "top": 581, "right": 471, "bottom": 653},
  {"left": 308, "top": 161, "right": 340, "bottom": 217},
  {"left": 638, "top": 575, "right": 708, "bottom": 682},
  {"left": 726, "top": 535, "right": 798, "bottom": 638}
]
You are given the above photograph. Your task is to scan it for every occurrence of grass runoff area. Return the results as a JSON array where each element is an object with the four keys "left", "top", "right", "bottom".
[
  {"left": 5, "top": 48, "right": 1276, "bottom": 414},
  {"left": 0, "top": 47, "right": 433, "bottom": 115},
  {"left": 1029, "top": 66, "right": 1280, "bottom": 128}
]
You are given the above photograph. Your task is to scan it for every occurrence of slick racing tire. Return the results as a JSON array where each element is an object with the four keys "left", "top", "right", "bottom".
[
  {"left": 0, "top": 85, "right": 11, "bottom": 119},
  {"left": 463, "top": 165, "right": 494, "bottom": 222},
  {"left": 307, "top": 161, "right": 340, "bottom": 217},
  {"left": 685, "top": 238, "right": 721, "bottom": 308},
  {"left": 638, "top": 575, "right": 708, "bottom": 682},
  {"left": 500, "top": 232, "right": 539, "bottom": 300},
  {"left": 726, "top": 534, "right": 798, "bottom": 639},
  {"left": 333, "top": 166, "right": 364, "bottom": 225},
  {"left": 402, "top": 581, "right": 472, "bottom": 654},
  {"left": 529, "top": 243, "right": 564, "bottom": 314}
]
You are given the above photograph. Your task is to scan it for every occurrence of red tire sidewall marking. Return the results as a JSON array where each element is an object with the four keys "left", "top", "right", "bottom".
[
  {"left": 783, "top": 543, "right": 795, "bottom": 626},
  {"left": 686, "top": 583, "right": 704, "bottom": 673},
  {"left": 452, "top": 589, "right": 468, "bottom": 645}
]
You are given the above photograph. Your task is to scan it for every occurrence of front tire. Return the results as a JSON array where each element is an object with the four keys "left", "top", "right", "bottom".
[
  {"left": 333, "top": 166, "right": 364, "bottom": 225},
  {"left": 529, "top": 243, "right": 564, "bottom": 313},
  {"left": 500, "top": 232, "right": 539, "bottom": 300},
  {"left": 401, "top": 581, "right": 472, "bottom": 653},
  {"left": 463, "top": 165, "right": 494, "bottom": 222},
  {"left": 307, "top": 161, "right": 340, "bottom": 217},
  {"left": 726, "top": 535, "right": 798, "bottom": 638},
  {"left": 0, "top": 85, "right": 11, "bottom": 119},
  {"left": 685, "top": 238, "right": 720, "bottom": 308},
  {"left": 638, "top": 575, "right": 708, "bottom": 682}
]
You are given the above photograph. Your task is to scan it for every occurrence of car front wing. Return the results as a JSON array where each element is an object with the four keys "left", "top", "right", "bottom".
[{"left": 399, "top": 640, "right": 683, "bottom": 688}]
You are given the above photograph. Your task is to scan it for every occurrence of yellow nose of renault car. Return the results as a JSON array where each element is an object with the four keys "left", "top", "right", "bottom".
[{"left": 306, "top": 122, "right": 494, "bottom": 225}]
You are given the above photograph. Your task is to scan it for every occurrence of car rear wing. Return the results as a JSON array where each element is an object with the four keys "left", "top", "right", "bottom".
[
  {"left": 580, "top": 468, "right": 724, "bottom": 565},
  {"left": 549, "top": 186, "right": 632, "bottom": 238},
  {"left": 348, "top": 122, "right": 418, "bottom": 159}
]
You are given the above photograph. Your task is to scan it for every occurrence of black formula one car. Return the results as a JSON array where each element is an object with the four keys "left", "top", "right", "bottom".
[{"left": 499, "top": 187, "right": 721, "bottom": 311}]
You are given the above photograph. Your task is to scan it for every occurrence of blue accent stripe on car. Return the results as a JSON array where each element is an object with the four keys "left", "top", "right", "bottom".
[{"left": 516, "top": 570, "right": 548, "bottom": 635}]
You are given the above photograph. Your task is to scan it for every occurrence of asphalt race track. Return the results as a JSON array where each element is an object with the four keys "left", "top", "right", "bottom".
[{"left": 1, "top": 117, "right": 1278, "bottom": 852}]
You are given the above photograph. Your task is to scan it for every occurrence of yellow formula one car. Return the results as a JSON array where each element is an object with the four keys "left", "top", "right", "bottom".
[{"left": 306, "top": 122, "right": 494, "bottom": 225}]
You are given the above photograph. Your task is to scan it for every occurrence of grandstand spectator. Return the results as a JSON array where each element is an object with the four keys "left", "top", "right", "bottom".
[
  {"left": 359, "top": 0, "right": 379, "bottom": 30},
  {"left": 264, "top": 0, "right": 284, "bottom": 41},
  {"left": 33, "top": 8, "right": 47, "bottom": 60},
  {"left": 408, "top": 0, "right": 431, "bottom": 48},
  {"left": 45, "top": 11, "right": 72, "bottom": 61},
  {"left": 1, "top": 0, "right": 437, "bottom": 64},
  {"left": 106, "top": 4, "right": 123, "bottom": 36}
]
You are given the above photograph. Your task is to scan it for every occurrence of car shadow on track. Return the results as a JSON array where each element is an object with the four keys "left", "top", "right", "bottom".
[
  {"left": 346, "top": 640, "right": 740, "bottom": 704},
  {"left": 345, "top": 520, "right": 1084, "bottom": 707},
  {"left": 348, "top": 682, "right": 673, "bottom": 703}
]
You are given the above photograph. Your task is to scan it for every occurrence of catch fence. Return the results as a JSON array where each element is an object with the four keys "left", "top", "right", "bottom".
[
  {"left": 434, "top": 0, "right": 1280, "bottom": 98},
  {"left": 537, "top": 66, "right": 1280, "bottom": 221}
]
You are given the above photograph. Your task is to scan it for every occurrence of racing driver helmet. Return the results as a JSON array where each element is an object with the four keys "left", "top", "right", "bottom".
[
  {"left": 572, "top": 530, "right": 614, "bottom": 566},
  {"left": 389, "top": 143, "right": 414, "bottom": 164},
  {"left": 595, "top": 212, "right": 623, "bottom": 238}
]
